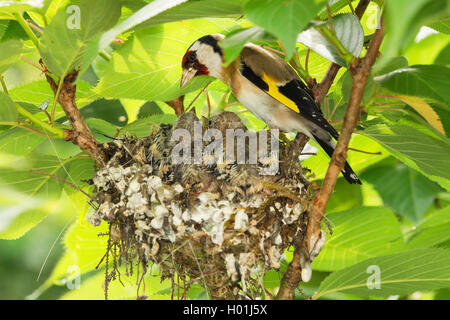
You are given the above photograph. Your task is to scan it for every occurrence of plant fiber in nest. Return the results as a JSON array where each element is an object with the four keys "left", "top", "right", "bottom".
[{"left": 89, "top": 110, "right": 312, "bottom": 299}]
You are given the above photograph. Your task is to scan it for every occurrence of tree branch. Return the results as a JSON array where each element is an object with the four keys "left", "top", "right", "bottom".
[
  {"left": 306, "top": 22, "right": 383, "bottom": 269},
  {"left": 43, "top": 65, "right": 106, "bottom": 168},
  {"left": 276, "top": 4, "right": 381, "bottom": 299}
]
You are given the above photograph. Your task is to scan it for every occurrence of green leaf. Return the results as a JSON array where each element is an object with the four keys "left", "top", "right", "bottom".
[
  {"left": 315, "top": 248, "right": 450, "bottom": 298},
  {"left": 302, "top": 133, "right": 389, "bottom": 182},
  {"left": 0, "top": 0, "right": 45, "bottom": 16},
  {"left": 0, "top": 91, "right": 18, "bottom": 122},
  {"left": 98, "top": 0, "right": 245, "bottom": 54},
  {"left": 0, "top": 188, "right": 52, "bottom": 240},
  {"left": 38, "top": 0, "right": 121, "bottom": 77},
  {"left": 63, "top": 157, "right": 94, "bottom": 195},
  {"left": 0, "top": 155, "right": 73, "bottom": 197},
  {"left": 403, "top": 33, "right": 450, "bottom": 66},
  {"left": 427, "top": 17, "right": 450, "bottom": 34},
  {"left": 221, "top": 26, "right": 275, "bottom": 65},
  {"left": 312, "top": 207, "right": 404, "bottom": 272},
  {"left": 434, "top": 42, "right": 450, "bottom": 66},
  {"left": 406, "top": 205, "right": 450, "bottom": 249},
  {"left": 93, "top": 18, "right": 238, "bottom": 102},
  {"left": 382, "top": 0, "right": 449, "bottom": 65},
  {"left": 373, "top": 56, "right": 409, "bottom": 76},
  {"left": 9, "top": 79, "right": 94, "bottom": 120},
  {"left": 80, "top": 99, "right": 128, "bottom": 126},
  {"left": 375, "top": 65, "right": 450, "bottom": 110},
  {"left": 362, "top": 164, "right": 443, "bottom": 222},
  {"left": 131, "top": 0, "right": 244, "bottom": 30},
  {"left": 297, "top": 13, "right": 364, "bottom": 66},
  {"left": 0, "top": 39, "right": 22, "bottom": 73},
  {"left": 0, "top": 128, "right": 47, "bottom": 156},
  {"left": 245, "top": 0, "right": 327, "bottom": 58},
  {"left": 44, "top": 0, "right": 69, "bottom": 24},
  {"left": 362, "top": 124, "right": 450, "bottom": 191},
  {"left": 120, "top": 114, "right": 177, "bottom": 138},
  {"left": 86, "top": 118, "right": 119, "bottom": 142},
  {"left": 325, "top": 178, "right": 363, "bottom": 214},
  {"left": 59, "top": 264, "right": 172, "bottom": 300}
]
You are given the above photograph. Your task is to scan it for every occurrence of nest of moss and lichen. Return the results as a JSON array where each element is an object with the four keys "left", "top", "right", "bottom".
[{"left": 88, "top": 110, "right": 312, "bottom": 299}]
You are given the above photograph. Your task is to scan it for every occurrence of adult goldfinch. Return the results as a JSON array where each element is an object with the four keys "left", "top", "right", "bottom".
[{"left": 180, "top": 34, "right": 361, "bottom": 184}]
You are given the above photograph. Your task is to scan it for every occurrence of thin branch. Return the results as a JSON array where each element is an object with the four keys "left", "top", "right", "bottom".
[
  {"left": 16, "top": 103, "right": 65, "bottom": 139},
  {"left": 26, "top": 19, "right": 43, "bottom": 34},
  {"left": 0, "top": 74, "right": 8, "bottom": 94},
  {"left": 43, "top": 65, "right": 106, "bottom": 167},
  {"left": 348, "top": 147, "right": 382, "bottom": 155},
  {"left": 305, "top": 48, "right": 310, "bottom": 74},
  {"left": 307, "top": 23, "right": 384, "bottom": 268},
  {"left": 186, "top": 81, "right": 212, "bottom": 112},
  {"left": 276, "top": 3, "right": 380, "bottom": 300},
  {"left": 20, "top": 56, "right": 45, "bottom": 71},
  {"left": 29, "top": 169, "right": 94, "bottom": 200}
]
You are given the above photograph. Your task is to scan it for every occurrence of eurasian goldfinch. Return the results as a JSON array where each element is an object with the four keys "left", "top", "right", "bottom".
[{"left": 180, "top": 34, "right": 361, "bottom": 184}]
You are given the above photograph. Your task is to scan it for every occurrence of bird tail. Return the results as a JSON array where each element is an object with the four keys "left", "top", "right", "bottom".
[{"left": 311, "top": 134, "right": 362, "bottom": 185}]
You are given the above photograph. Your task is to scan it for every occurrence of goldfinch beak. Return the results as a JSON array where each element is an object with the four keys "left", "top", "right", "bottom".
[{"left": 180, "top": 68, "right": 196, "bottom": 88}]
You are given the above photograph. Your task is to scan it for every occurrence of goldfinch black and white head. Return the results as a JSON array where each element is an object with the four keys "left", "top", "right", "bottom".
[
  {"left": 180, "top": 33, "right": 225, "bottom": 88},
  {"left": 180, "top": 34, "right": 361, "bottom": 184}
]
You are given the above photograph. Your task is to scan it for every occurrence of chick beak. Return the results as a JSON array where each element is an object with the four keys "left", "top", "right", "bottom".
[{"left": 180, "top": 68, "right": 196, "bottom": 88}]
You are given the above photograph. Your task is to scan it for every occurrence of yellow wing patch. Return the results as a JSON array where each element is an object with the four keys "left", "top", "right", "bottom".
[{"left": 261, "top": 72, "right": 300, "bottom": 114}]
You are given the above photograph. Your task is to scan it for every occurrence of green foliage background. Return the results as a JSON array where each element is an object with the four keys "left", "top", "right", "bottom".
[{"left": 0, "top": 0, "right": 449, "bottom": 300}]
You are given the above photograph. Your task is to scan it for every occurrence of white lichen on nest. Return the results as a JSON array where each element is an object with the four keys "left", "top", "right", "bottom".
[{"left": 89, "top": 110, "right": 311, "bottom": 299}]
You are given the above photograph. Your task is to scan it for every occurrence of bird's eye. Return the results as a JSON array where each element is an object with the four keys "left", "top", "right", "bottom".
[{"left": 188, "top": 51, "right": 196, "bottom": 62}]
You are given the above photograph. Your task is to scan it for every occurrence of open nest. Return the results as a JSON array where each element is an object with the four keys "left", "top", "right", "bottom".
[{"left": 88, "top": 110, "right": 313, "bottom": 299}]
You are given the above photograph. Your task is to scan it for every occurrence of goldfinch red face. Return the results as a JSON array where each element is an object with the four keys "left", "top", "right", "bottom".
[{"left": 180, "top": 34, "right": 225, "bottom": 88}]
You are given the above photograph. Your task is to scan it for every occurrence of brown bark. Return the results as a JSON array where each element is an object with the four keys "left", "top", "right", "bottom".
[
  {"left": 276, "top": 11, "right": 383, "bottom": 300},
  {"left": 166, "top": 95, "right": 185, "bottom": 116},
  {"left": 44, "top": 66, "right": 106, "bottom": 168}
]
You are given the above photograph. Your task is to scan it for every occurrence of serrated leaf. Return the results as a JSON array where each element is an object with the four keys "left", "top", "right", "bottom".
[
  {"left": 245, "top": 0, "right": 327, "bottom": 59},
  {"left": 94, "top": 18, "right": 238, "bottom": 102},
  {"left": 297, "top": 13, "right": 364, "bottom": 66},
  {"left": 315, "top": 248, "right": 450, "bottom": 299},
  {"left": 312, "top": 207, "right": 404, "bottom": 271},
  {"left": 38, "top": 0, "right": 121, "bottom": 77},
  {"left": 375, "top": 65, "right": 450, "bottom": 110},
  {"left": 0, "top": 90, "right": 18, "bottom": 121},
  {"left": 362, "top": 164, "right": 443, "bottom": 222},
  {"left": 362, "top": 124, "right": 450, "bottom": 191}
]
